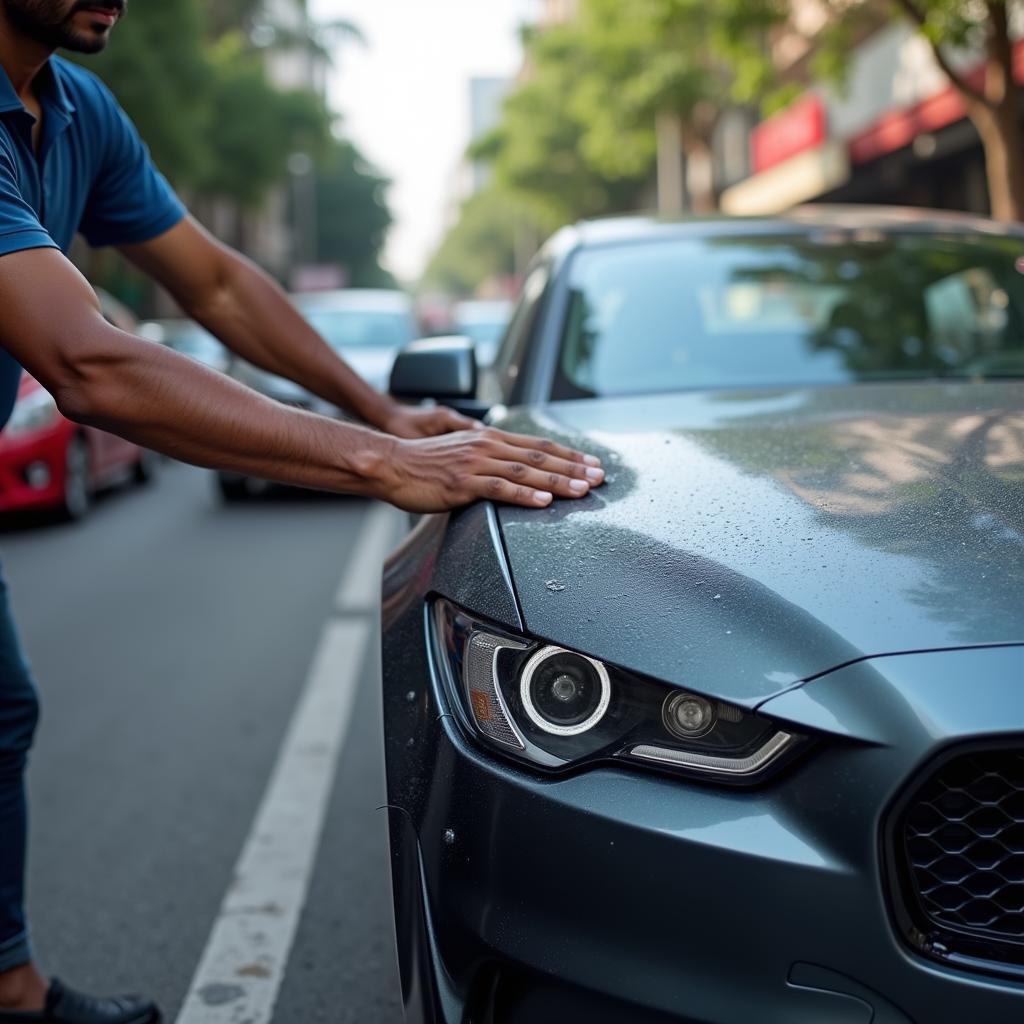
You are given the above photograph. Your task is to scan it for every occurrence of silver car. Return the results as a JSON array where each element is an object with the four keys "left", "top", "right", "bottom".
[{"left": 216, "top": 289, "right": 418, "bottom": 501}]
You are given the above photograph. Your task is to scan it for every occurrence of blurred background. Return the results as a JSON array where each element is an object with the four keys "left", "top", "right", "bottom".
[
  {"left": 1, "top": 5, "right": 1020, "bottom": 1017},
  {"left": 66, "top": 0, "right": 1024, "bottom": 322}
]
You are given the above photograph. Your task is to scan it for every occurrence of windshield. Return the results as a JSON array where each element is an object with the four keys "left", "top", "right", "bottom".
[
  {"left": 305, "top": 309, "right": 415, "bottom": 350},
  {"left": 556, "top": 232, "right": 1024, "bottom": 397}
]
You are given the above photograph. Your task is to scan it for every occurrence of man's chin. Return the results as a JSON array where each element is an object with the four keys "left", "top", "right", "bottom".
[{"left": 60, "top": 28, "right": 112, "bottom": 54}]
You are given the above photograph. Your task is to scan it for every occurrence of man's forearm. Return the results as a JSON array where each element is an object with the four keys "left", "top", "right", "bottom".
[
  {"left": 179, "top": 247, "right": 398, "bottom": 428},
  {"left": 0, "top": 247, "right": 603, "bottom": 514},
  {"left": 61, "top": 323, "right": 393, "bottom": 495}
]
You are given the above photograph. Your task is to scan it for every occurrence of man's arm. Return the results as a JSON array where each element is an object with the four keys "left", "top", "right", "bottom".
[
  {"left": 0, "top": 248, "right": 604, "bottom": 512},
  {"left": 119, "top": 217, "right": 464, "bottom": 438}
]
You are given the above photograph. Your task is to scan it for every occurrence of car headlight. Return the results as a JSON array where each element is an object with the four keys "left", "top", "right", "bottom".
[
  {"left": 431, "top": 599, "right": 803, "bottom": 783},
  {"left": 7, "top": 388, "right": 60, "bottom": 437}
]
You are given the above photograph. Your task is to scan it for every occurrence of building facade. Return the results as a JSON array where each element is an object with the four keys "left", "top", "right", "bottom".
[{"left": 719, "top": 19, "right": 1024, "bottom": 220}]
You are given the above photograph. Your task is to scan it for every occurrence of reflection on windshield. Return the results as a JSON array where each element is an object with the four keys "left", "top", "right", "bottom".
[
  {"left": 306, "top": 310, "right": 415, "bottom": 350},
  {"left": 557, "top": 233, "right": 1024, "bottom": 398}
]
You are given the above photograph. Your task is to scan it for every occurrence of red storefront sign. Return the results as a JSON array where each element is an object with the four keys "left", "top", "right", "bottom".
[{"left": 751, "top": 94, "right": 827, "bottom": 173}]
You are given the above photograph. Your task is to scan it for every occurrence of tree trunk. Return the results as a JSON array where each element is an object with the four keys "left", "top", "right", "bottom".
[
  {"left": 655, "top": 111, "right": 685, "bottom": 216},
  {"left": 970, "top": 3, "right": 1024, "bottom": 222},
  {"left": 906, "top": 0, "right": 1024, "bottom": 221},
  {"left": 970, "top": 98, "right": 1024, "bottom": 222}
]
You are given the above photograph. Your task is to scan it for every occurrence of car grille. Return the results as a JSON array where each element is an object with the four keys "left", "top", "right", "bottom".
[{"left": 895, "top": 747, "right": 1024, "bottom": 973}]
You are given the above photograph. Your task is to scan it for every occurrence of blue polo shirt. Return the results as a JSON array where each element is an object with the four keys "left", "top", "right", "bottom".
[{"left": 0, "top": 56, "right": 185, "bottom": 428}]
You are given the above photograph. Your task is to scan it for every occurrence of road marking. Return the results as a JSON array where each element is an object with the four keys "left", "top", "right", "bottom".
[
  {"left": 174, "top": 503, "right": 399, "bottom": 1024},
  {"left": 335, "top": 503, "right": 401, "bottom": 614}
]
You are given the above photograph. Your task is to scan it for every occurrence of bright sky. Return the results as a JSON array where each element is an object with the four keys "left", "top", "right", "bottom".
[{"left": 309, "top": 0, "right": 541, "bottom": 282}]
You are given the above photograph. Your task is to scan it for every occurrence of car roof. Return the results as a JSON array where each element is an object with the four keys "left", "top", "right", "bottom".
[
  {"left": 546, "top": 205, "right": 1024, "bottom": 259},
  {"left": 291, "top": 289, "right": 413, "bottom": 313}
]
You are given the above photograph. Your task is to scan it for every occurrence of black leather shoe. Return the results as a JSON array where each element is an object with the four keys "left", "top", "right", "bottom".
[{"left": 0, "top": 979, "right": 160, "bottom": 1023}]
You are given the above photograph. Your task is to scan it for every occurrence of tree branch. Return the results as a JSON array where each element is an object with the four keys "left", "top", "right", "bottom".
[{"left": 889, "top": 0, "right": 992, "bottom": 108}]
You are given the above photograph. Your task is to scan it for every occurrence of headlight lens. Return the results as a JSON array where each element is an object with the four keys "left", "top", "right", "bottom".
[
  {"left": 7, "top": 388, "right": 60, "bottom": 437},
  {"left": 432, "top": 599, "right": 802, "bottom": 783}
]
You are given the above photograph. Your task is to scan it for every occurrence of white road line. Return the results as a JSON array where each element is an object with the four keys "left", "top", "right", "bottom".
[
  {"left": 174, "top": 504, "right": 399, "bottom": 1024},
  {"left": 335, "top": 502, "right": 401, "bottom": 614}
]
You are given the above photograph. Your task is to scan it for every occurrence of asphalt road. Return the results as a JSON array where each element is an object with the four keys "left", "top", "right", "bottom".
[{"left": 0, "top": 462, "right": 404, "bottom": 1023}]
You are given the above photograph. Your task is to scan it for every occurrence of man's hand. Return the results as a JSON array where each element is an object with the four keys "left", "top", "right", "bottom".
[
  {"left": 382, "top": 403, "right": 484, "bottom": 439},
  {"left": 375, "top": 427, "right": 605, "bottom": 513}
]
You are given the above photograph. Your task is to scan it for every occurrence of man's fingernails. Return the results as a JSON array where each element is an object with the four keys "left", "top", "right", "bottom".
[
  {"left": 569, "top": 479, "right": 589, "bottom": 493},
  {"left": 534, "top": 490, "right": 553, "bottom": 505},
  {"left": 583, "top": 455, "right": 601, "bottom": 466},
  {"left": 585, "top": 466, "right": 604, "bottom": 482}
]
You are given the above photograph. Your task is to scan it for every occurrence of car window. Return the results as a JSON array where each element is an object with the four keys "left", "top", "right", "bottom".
[
  {"left": 305, "top": 310, "right": 416, "bottom": 350},
  {"left": 554, "top": 233, "right": 1024, "bottom": 398},
  {"left": 485, "top": 264, "right": 550, "bottom": 404}
]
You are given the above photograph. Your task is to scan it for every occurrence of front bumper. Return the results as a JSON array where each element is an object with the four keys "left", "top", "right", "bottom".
[
  {"left": 385, "top": 618, "right": 1024, "bottom": 1021},
  {"left": 381, "top": 508, "right": 1024, "bottom": 1022}
]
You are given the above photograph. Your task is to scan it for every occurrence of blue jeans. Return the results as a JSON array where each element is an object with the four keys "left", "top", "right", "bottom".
[{"left": 0, "top": 565, "right": 39, "bottom": 973}]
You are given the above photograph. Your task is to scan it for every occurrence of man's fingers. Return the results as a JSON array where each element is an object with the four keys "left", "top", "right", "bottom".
[
  {"left": 483, "top": 428, "right": 601, "bottom": 466},
  {"left": 492, "top": 443, "right": 605, "bottom": 485},
  {"left": 440, "top": 408, "right": 481, "bottom": 432},
  {"left": 480, "top": 460, "right": 592, "bottom": 500},
  {"left": 471, "top": 476, "right": 554, "bottom": 508}
]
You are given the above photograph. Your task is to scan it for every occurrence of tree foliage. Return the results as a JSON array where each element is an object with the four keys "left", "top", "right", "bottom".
[
  {"left": 437, "top": 0, "right": 1022, "bottom": 293},
  {"left": 70, "top": 0, "right": 393, "bottom": 293},
  {"left": 473, "top": 22, "right": 651, "bottom": 230},
  {"left": 454, "top": 0, "right": 793, "bottom": 272},
  {"left": 877, "top": 0, "right": 1023, "bottom": 220},
  {"left": 315, "top": 140, "right": 395, "bottom": 287},
  {"left": 83, "top": 0, "right": 211, "bottom": 186},
  {"left": 422, "top": 189, "right": 538, "bottom": 295},
  {"left": 195, "top": 34, "right": 330, "bottom": 208}
]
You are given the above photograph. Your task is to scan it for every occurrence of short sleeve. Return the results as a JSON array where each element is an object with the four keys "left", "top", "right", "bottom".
[
  {"left": 0, "top": 140, "right": 58, "bottom": 259},
  {"left": 78, "top": 83, "right": 186, "bottom": 248}
]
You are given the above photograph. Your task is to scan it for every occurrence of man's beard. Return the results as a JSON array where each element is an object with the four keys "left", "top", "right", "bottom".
[{"left": 3, "top": 0, "right": 126, "bottom": 54}]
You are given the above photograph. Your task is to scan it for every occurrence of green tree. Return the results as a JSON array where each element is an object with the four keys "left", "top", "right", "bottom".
[
  {"left": 314, "top": 140, "right": 394, "bottom": 286},
  {"left": 883, "top": 0, "right": 1023, "bottom": 221},
  {"left": 731, "top": 0, "right": 1024, "bottom": 220},
  {"left": 569, "top": 0, "right": 780, "bottom": 212},
  {"left": 423, "top": 189, "right": 538, "bottom": 295},
  {"left": 474, "top": 0, "right": 788, "bottom": 222},
  {"left": 473, "top": 23, "right": 651, "bottom": 228},
  {"left": 197, "top": 35, "right": 330, "bottom": 208},
  {"left": 76, "top": 0, "right": 211, "bottom": 186}
]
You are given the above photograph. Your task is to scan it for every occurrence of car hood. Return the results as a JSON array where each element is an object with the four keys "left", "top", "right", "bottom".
[{"left": 494, "top": 381, "right": 1024, "bottom": 705}]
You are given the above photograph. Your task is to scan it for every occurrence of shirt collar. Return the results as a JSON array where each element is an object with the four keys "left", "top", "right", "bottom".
[{"left": 0, "top": 58, "right": 76, "bottom": 119}]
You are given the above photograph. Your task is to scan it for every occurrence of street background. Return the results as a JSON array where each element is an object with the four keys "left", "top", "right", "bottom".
[
  {"left": 3, "top": 0, "right": 1022, "bottom": 1020},
  {"left": 3, "top": 467, "right": 402, "bottom": 1021}
]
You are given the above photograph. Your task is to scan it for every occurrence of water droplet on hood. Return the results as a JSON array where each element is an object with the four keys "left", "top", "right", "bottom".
[{"left": 546, "top": 579, "right": 567, "bottom": 593}]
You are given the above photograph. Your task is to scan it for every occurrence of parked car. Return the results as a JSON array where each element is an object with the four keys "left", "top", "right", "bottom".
[
  {"left": 380, "top": 208, "right": 1024, "bottom": 1024},
  {"left": 141, "top": 318, "right": 229, "bottom": 373},
  {"left": 216, "top": 289, "right": 417, "bottom": 501},
  {"left": 0, "top": 374, "right": 156, "bottom": 522},
  {"left": 452, "top": 298, "right": 513, "bottom": 367},
  {"left": 0, "top": 291, "right": 158, "bottom": 521}
]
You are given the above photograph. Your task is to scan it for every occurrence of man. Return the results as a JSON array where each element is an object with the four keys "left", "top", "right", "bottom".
[{"left": 0, "top": 2, "right": 604, "bottom": 1020}]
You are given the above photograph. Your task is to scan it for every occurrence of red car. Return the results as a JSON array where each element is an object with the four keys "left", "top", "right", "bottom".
[{"left": 0, "top": 373, "right": 156, "bottom": 521}]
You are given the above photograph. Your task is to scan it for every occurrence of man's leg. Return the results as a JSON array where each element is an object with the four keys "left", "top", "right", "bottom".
[
  {"left": 0, "top": 566, "right": 160, "bottom": 1023},
  {"left": 0, "top": 563, "right": 44, "bottom": 1010}
]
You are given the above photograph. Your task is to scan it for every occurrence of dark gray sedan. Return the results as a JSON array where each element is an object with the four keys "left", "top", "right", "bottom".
[{"left": 380, "top": 208, "right": 1024, "bottom": 1024}]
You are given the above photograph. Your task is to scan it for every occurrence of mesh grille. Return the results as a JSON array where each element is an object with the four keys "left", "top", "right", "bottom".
[{"left": 902, "top": 749, "right": 1024, "bottom": 948}]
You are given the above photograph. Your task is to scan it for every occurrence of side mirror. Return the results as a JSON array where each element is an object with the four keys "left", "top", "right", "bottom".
[{"left": 389, "top": 335, "right": 477, "bottom": 400}]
